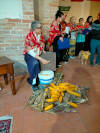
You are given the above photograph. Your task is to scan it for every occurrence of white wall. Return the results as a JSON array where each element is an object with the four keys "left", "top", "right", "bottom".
[{"left": 0, "top": 0, "right": 23, "bottom": 19}]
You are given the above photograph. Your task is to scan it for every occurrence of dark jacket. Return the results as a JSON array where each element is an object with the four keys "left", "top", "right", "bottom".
[{"left": 90, "top": 20, "right": 100, "bottom": 40}]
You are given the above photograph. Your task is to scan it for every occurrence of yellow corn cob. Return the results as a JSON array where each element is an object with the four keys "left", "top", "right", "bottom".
[
  {"left": 56, "top": 86, "right": 60, "bottom": 91},
  {"left": 51, "top": 97, "right": 59, "bottom": 100},
  {"left": 59, "top": 84, "right": 66, "bottom": 87},
  {"left": 46, "top": 98, "right": 57, "bottom": 103},
  {"left": 58, "top": 88, "right": 65, "bottom": 92},
  {"left": 50, "top": 90, "right": 60, "bottom": 95},
  {"left": 68, "top": 102, "right": 78, "bottom": 108},
  {"left": 45, "top": 88, "right": 48, "bottom": 92},
  {"left": 58, "top": 96, "right": 63, "bottom": 103},
  {"left": 44, "top": 104, "right": 54, "bottom": 111},
  {"left": 50, "top": 83, "right": 57, "bottom": 89},
  {"left": 51, "top": 93, "right": 59, "bottom": 96},
  {"left": 69, "top": 87, "right": 77, "bottom": 91},
  {"left": 61, "top": 92, "right": 64, "bottom": 96},
  {"left": 49, "top": 87, "right": 55, "bottom": 91},
  {"left": 59, "top": 83, "right": 70, "bottom": 86},
  {"left": 59, "top": 86, "right": 69, "bottom": 91},
  {"left": 67, "top": 89, "right": 81, "bottom": 97},
  {"left": 59, "top": 84, "right": 67, "bottom": 87},
  {"left": 70, "top": 85, "right": 77, "bottom": 88}
]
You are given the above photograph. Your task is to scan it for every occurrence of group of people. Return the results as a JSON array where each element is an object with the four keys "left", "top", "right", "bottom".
[
  {"left": 48, "top": 10, "right": 97, "bottom": 67},
  {"left": 23, "top": 10, "right": 100, "bottom": 91}
]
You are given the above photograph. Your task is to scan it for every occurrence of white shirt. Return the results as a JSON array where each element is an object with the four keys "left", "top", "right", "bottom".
[
  {"left": 34, "top": 32, "right": 41, "bottom": 42},
  {"left": 28, "top": 32, "right": 41, "bottom": 57}
]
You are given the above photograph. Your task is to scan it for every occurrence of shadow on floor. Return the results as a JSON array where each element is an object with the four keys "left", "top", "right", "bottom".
[
  {"left": 14, "top": 62, "right": 28, "bottom": 93},
  {"left": 15, "top": 74, "right": 28, "bottom": 93}
]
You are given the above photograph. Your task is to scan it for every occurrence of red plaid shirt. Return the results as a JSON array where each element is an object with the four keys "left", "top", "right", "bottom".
[
  {"left": 24, "top": 29, "right": 45, "bottom": 54},
  {"left": 48, "top": 20, "right": 61, "bottom": 46},
  {"left": 60, "top": 21, "right": 67, "bottom": 33},
  {"left": 84, "top": 22, "right": 90, "bottom": 28},
  {"left": 67, "top": 23, "right": 82, "bottom": 32},
  {"left": 76, "top": 24, "right": 84, "bottom": 30}
]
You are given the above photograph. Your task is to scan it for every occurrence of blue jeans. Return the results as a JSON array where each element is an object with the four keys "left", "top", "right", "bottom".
[
  {"left": 24, "top": 53, "right": 40, "bottom": 84},
  {"left": 90, "top": 39, "right": 100, "bottom": 64}
]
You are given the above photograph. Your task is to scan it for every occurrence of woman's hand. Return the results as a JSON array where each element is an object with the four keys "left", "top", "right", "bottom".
[
  {"left": 41, "top": 42, "right": 45, "bottom": 48},
  {"left": 78, "top": 29, "right": 82, "bottom": 33},
  {"left": 62, "top": 30, "right": 66, "bottom": 34},
  {"left": 68, "top": 34, "right": 71, "bottom": 38},
  {"left": 35, "top": 55, "right": 50, "bottom": 64},
  {"left": 41, "top": 59, "right": 50, "bottom": 64},
  {"left": 59, "top": 37, "right": 63, "bottom": 42},
  {"left": 43, "top": 50, "right": 46, "bottom": 53},
  {"left": 49, "top": 45, "right": 53, "bottom": 52}
]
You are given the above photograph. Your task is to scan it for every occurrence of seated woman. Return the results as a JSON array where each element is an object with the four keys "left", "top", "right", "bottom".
[{"left": 24, "top": 21, "right": 50, "bottom": 92}]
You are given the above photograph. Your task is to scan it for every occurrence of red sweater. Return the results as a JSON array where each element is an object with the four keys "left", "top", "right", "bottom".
[{"left": 24, "top": 30, "right": 45, "bottom": 54}]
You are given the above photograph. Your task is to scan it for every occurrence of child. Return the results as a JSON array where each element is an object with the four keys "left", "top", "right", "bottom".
[{"left": 75, "top": 18, "right": 85, "bottom": 56}]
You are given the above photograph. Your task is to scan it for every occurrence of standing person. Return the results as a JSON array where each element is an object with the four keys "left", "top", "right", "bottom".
[
  {"left": 84, "top": 16, "right": 93, "bottom": 51},
  {"left": 84, "top": 16, "right": 93, "bottom": 28},
  {"left": 60, "top": 13, "right": 70, "bottom": 63},
  {"left": 24, "top": 21, "right": 50, "bottom": 91},
  {"left": 90, "top": 13, "right": 100, "bottom": 66},
  {"left": 75, "top": 18, "right": 85, "bottom": 56},
  {"left": 48, "top": 10, "right": 65, "bottom": 67},
  {"left": 77, "top": 18, "right": 84, "bottom": 30},
  {"left": 48, "top": 10, "right": 64, "bottom": 48},
  {"left": 67, "top": 16, "right": 78, "bottom": 58}
]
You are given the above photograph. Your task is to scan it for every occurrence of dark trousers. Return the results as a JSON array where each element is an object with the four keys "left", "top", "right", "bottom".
[
  {"left": 84, "top": 33, "right": 91, "bottom": 51},
  {"left": 24, "top": 53, "right": 40, "bottom": 84},
  {"left": 90, "top": 39, "right": 100, "bottom": 64},
  {"left": 75, "top": 42, "right": 84, "bottom": 56},
  {"left": 60, "top": 49, "right": 69, "bottom": 62},
  {"left": 52, "top": 36, "right": 69, "bottom": 66}
]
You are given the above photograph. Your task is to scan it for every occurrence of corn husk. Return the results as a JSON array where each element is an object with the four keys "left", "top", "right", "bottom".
[{"left": 25, "top": 72, "right": 89, "bottom": 113}]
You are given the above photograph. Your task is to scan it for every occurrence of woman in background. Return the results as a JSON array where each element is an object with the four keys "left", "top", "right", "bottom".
[
  {"left": 75, "top": 18, "right": 85, "bottom": 56},
  {"left": 48, "top": 10, "right": 64, "bottom": 67},
  {"left": 67, "top": 16, "right": 78, "bottom": 58},
  {"left": 90, "top": 13, "right": 100, "bottom": 66},
  {"left": 84, "top": 16, "right": 93, "bottom": 28},
  {"left": 48, "top": 10, "right": 64, "bottom": 48},
  {"left": 84, "top": 16, "right": 93, "bottom": 51}
]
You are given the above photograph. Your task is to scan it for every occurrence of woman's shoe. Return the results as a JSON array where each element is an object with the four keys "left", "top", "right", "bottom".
[
  {"left": 70, "top": 56, "right": 75, "bottom": 59},
  {"left": 64, "top": 61, "right": 68, "bottom": 64},
  {"left": 90, "top": 62, "right": 94, "bottom": 67},
  {"left": 95, "top": 63, "right": 100, "bottom": 66},
  {"left": 32, "top": 85, "right": 38, "bottom": 92}
]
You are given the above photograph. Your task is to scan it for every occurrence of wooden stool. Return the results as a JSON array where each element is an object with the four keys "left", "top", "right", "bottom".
[{"left": 0, "top": 56, "right": 16, "bottom": 95}]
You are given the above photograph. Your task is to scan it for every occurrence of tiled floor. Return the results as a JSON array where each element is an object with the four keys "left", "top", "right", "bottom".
[{"left": 0, "top": 58, "right": 100, "bottom": 133}]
